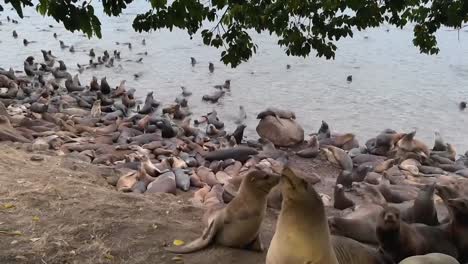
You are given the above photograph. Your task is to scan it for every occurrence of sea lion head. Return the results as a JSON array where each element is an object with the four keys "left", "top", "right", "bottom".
[
  {"left": 447, "top": 198, "right": 468, "bottom": 219},
  {"left": 280, "top": 166, "right": 321, "bottom": 204},
  {"left": 378, "top": 206, "right": 401, "bottom": 231},
  {"left": 242, "top": 169, "right": 280, "bottom": 195}
]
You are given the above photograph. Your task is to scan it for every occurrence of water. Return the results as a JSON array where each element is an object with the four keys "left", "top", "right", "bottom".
[{"left": 1, "top": 2, "right": 468, "bottom": 152}]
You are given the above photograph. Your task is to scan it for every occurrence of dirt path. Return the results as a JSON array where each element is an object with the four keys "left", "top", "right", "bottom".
[{"left": 0, "top": 143, "right": 341, "bottom": 264}]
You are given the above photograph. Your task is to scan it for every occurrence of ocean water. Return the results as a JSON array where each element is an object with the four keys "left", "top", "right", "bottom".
[{"left": 1, "top": 2, "right": 468, "bottom": 152}]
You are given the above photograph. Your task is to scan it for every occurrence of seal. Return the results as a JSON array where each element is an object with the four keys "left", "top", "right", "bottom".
[
  {"left": 166, "top": 169, "right": 279, "bottom": 253},
  {"left": 266, "top": 166, "right": 339, "bottom": 264},
  {"left": 334, "top": 184, "right": 355, "bottom": 210},
  {"left": 376, "top": 206, "right": 458, "bottom": 263},
  {"left": 329, "top": 215, "right": 379, "bottom": 245},
  {"left": 399, "top": 253, "right": 460, "bottom": 264}
]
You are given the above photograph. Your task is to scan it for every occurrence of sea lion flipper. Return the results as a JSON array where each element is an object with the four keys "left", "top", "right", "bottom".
[{"left": 165, "top": 217, "right": 219, "bottom": 254}]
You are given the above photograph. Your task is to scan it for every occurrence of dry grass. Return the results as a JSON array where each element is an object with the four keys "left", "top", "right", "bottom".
[{"left": 0, "top": 143, "right": 340, "bottom": 264}]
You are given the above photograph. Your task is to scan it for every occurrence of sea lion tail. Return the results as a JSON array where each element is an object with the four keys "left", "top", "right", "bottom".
[{"left": 165, "top": 219, "right": 217, "bottom": 254}]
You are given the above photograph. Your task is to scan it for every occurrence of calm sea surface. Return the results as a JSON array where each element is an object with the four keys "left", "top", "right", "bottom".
[{"left": 1, "top": 3, "right": 468, "bottom": 152}]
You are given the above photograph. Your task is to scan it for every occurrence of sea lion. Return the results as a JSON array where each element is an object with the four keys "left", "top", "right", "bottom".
[
  {"left": 204, "top": 146, "right": 258, "bottom": 162},
  {"left": 336, "top": 170, "right": 353, "bottom": 188},
  {"left": 230, "top": 124, "right": 246, "bottom": 144},
  {"left": 376, "top": 206, "right": 458, "bottom": 263},
  {"left": 399, "top": 253, "right": 460, "bottom": 264},
  {"left": 267, "top": 167, "right": 339, "bottom": 264},
  {"left": 296, "top": 135, "right": 319, "bottom": 158},
  {"left": 202, "top": 90, "right": 224, "bottom": 103},
  {"left": 100, "top": 77, "right": 111, "bottom": 94},
  {"left": 235, "top": 105, "right": 247, "bottom": 124},
  {"left": 445, "top": 197, "right": 468, "bottom": 262},
  {"left": 332, "top": 236, "right": 390, "bottom": 264},
  {"left": 396, "top": 130, "right": 430, "bottom": 158},
  {"left": 257, "top": 107, "right": 296, "bottom": 120},
  {"left": 322, "top": 145, "right": 353, "bottom": 171},
  {"left": 329, "top": 216, "right": 379, "bottom": 245},
  {"left": 90, "top": 100, "right": 101, "bottom": 118},
  {"left": 317, "top": 120, "right": 331, "bottom": 140},
  {"left": 431, "top": 143, "right": 456, "bottom": 161},
  {"left": 334, "top": 184, "right": 355, "bottom": 210},
  {"left": 166, "top": 169, "right": 279, "bottom": 253},
  {"left": 209, "top": 62, "right": 214, "bottom": 73},
  {"left": 433, "top": 132, "right": 447, "bottom": 151},
  {"left": 146, "top": 171, "right": 177, "bottom": 195},
  {"left": 139, "top": 92, "right": 156, "bottom": 114},
  {"left": 405, "top": 183, "right": 439, "bottom": 226},
  {"left": 174, "top": 169, "right": 190, "bottom": 191}
]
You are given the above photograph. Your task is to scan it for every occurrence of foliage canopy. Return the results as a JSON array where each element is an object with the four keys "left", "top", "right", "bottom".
[{"left": 2, "top": 0, "right": 468, "bottom": 67}]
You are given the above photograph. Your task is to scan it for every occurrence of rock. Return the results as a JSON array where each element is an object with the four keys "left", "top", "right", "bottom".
[
  {"left": 256, "top": 116, "right": 304, "bottom": 147},
  {"left": 30, "top": 155, "right": 44, "bottom": 161}
]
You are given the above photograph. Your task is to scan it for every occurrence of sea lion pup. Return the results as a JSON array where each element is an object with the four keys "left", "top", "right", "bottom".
[
  {"left": 296, "top": 135, "right": 319, "bottom": 158},
  {"left": 267, "top": 166, "right": 339, "bottom": 264},
  {"left": 376, "top": 206, "right": 458, "bottom": 263},
  {"left": 399, "top": 253, "right": 460, "bottom": 264},
  {"left": 334, "top": 184, "right": 355, "bottom": 210},
  {"left": 166, "top": 169, "right": 280, "bottom": 253},
  {"left": 317, "top": 120, "right": 331, "bottom": 140}
]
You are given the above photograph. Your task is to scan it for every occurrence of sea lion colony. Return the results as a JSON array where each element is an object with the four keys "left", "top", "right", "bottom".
[{"left": 1, "top": 19, "right": 468, "bottom": 264}]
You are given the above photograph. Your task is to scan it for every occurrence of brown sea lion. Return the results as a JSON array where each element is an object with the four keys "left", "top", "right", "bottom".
[
  {"left": 296, "top": 135, "right": 319, "bottom": 158},
  {"left": 190, "top": 184, "right": 211, "bottom": 207},
  {"left": 396, "top": 130, "right": 430, "bottom": 158},
  {"left": 444, "top": 197, "right": 468, "bottom": 263},
  {"left": 334, "top": 184, "right": 355, "bottom": 210},
  {"left": 116, "top": 171, "right": 137, "bottom": 192},
  {"left": 322, "top": 145, "right": 353, "bottom": 171},
  {"left": 329, "top": 215, "right": 379, "bottom": 245},
  {"left": 0, "top": 116, "right": 31, "bottom": 143},
  {"left": 166, "top": 169, "right": 279, "bottom": 253},
  {"left": 376, "top": 206, "right": 458, "bottom": 263},
  {"left": 332, "top": 235, "right": 390, "bottom": 264},
  {"left": 404, "top": 183, "right": 439, "bottom": 226},
  {"left": 431, "top": 143, "right": 456, "bottom": 161},
  {"left": 146, "top": 171, "right": 176, "bottom": 195},
  {"left": 266, "top": 167, "right": 339, "bottom": 264}
]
